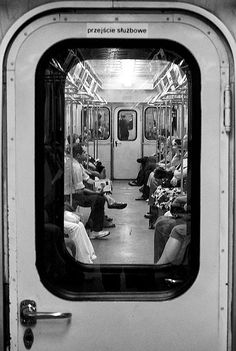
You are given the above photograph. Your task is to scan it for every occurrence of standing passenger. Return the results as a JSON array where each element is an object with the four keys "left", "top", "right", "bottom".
[{"left": 119, "top": 114, "right": 129, "bottom": 140}]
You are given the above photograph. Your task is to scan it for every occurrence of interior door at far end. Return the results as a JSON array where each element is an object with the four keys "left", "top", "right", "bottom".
[{"left": 113, "top": 107, "right": 141, "bottom": 179}]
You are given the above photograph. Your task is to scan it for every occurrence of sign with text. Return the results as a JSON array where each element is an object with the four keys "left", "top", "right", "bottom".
[{"left": 87, "top": 23, "right": 148, "bottom": 38}]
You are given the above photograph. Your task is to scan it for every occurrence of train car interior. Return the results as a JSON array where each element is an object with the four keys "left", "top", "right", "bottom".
[
  {"left": 36, "top": 38, "right": 198, "bottom": 297},
  {"left": 62, "top": 43, "right": 190, "bottom": 264}
]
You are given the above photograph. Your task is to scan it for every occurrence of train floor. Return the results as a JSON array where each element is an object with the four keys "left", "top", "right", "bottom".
[{"left": 80, "top": 180, "right": 155, "bottom": 264}]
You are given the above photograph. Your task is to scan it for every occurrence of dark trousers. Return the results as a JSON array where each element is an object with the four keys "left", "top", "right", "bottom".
[
  {"left": 64, "top": 192, "right": 105, "bottom": 232},
  {"left": 140, "top": 164, "right": 156, "bottom": 199}
]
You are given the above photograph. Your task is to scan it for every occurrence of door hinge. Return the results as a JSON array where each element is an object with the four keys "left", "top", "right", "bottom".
[{"left": 224, "top": 85, "right": 232, "bottom": 133}]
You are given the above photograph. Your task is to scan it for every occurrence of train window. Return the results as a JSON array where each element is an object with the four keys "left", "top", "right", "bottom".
[
  {"left": 82, "top": 107, "right": 110, "bottom": 141},
  {"left": 35, "top": 39, "right": 200, "bottom": 300},
  {"left": 118, "top": 110, "right": 137, "bottom": 141},
  {"left": 145, "top": 107, "right": 158, "bottom": 140}
]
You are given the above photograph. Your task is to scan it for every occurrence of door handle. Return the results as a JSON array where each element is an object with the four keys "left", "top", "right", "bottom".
[
  {"left": 115, "top": 140, "right": 122, "bottom": 147},
  {"left": 20, "top": 300, "right": 72, "bottom": 326}
]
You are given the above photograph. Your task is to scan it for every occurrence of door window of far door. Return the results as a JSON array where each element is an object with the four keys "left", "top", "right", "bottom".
[{"left": 118, "top": 110, "right": 137, "bottom": 141}]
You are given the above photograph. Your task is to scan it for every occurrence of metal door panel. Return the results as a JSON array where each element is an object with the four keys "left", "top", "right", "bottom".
[{"left": 6, "top": 11, "right": 230, "bottom": 351}]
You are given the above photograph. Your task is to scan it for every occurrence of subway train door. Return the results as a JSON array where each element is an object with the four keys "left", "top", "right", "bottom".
[
  {"left": 5, "top": 7, "right": 232, "bottom": 351},
  {"left": 113, "top": 107, "right": 141, "bottom": 179}
]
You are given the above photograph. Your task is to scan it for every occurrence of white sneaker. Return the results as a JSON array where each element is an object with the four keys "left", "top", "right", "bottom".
[{"left": 89, "top": 231, "right": 110, "bottom": 240}]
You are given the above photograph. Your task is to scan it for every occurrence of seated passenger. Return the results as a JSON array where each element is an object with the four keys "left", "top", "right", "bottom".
[
  {"left": 65, "top": 144, "right": 111, "bottom": 238},
  {"left": 64, "top": 210, "right": 97, "bottom": 262},
  {"left": 170, "top": 135, "right": 188, "bottom": 186},
  {"left": 146, "top": 167, "right": 174, "bottom": 228},
  {"left": 64, "top": 144, "right": 126, "bottom": 237},
  {"left": 135, "top": 137, "right": 183, "bottom": 199},
  {"left": 85, "top": 159, "right": 106, "bottom": 179},
  {"left": 146, "top": 138, "right": 182, "bottom": 190},
  {"left": 67, "top": 134, "right": 106, "bottom": 179},
  {"left": 153, "top": 196, "right": 188, "bottom": 263},
  {"left": 128, "top": 155, "right": 157, "bottom": 187},
  {"left": 146, "top": 136, "right": 188, "bottom": 215},
  {"left": 158, "top": 138, "right": 182, "bottom": 170},
  {"left": 81, "top": 149, "right": 106, "bottom": 180},
  {"left": 156, "top": 223, "right": 190, "bottom": 265},
  {"left": 77, "top": 144, "right": 127, "bottom": 209},
  {"left": 170, "top": 155, "right": 188, "bottom": 186}
]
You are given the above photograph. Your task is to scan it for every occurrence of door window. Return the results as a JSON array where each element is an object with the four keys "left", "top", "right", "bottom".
[
  {"left": 118, "top": 110, "right": 137, "bottom": 141},
  {"left": 35, "top": 39, "right": 200, "bottom": 299}
]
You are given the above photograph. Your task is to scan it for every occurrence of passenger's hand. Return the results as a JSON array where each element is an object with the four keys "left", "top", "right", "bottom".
[
  {"left": 170, "top": 177, "right": 178, "bottom": 186},
  {"left": 99, "top": 182, "right": 106, "bottom": 194}
]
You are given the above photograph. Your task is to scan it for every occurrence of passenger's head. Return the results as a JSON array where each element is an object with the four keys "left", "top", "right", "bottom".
[
  {"left": 154, "top": 167, "right": 168, "bottom": 179},
  {"left": 172, "top": 138, "right": 181, "bottom": 149},
  {"left": 67, "top": 133, "right": 79, "bottom": 145},
  {"left": 170, "top": 196, "right": 188, "bottom": 218},
  {"left": 72, "top": 143, "right": 86, "bottom": 162}
]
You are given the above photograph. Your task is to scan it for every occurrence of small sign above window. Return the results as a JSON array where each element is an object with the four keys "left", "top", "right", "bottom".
[{"left": 87, "top": 23, "right": 148, "bottom": 38}]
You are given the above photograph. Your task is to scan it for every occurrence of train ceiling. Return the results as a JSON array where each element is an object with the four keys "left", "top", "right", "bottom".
[
  {"left": 86, "top": 58, "right": 167, "bottom": 89},
  {"left": 62, "top": 47, "right": 187, "bottom": 105}
]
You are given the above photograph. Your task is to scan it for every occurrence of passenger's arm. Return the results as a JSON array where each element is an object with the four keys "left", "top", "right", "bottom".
[
  {"left": 64, "top": 211, "right": 80, "bottom": 223},
  {"left": 170, "top": 167, "right": 188, "bottom": 186},
  {"left": 84, "top": 168, "right": 101, "bottom": 178}
]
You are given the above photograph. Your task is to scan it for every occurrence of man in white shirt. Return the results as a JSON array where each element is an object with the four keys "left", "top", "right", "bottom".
[{"left": 64, "top": 144, "right": 111, "bottom": 239}]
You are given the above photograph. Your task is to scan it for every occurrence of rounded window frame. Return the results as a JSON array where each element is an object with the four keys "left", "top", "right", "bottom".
[{"left": 35, "top": 38, "right": 201, "bottom": 301}]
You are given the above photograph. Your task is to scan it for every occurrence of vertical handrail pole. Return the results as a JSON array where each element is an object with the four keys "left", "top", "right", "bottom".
[
  {"left": 180, "top": 95, "right": 185, "bottom": 194},
  {"left": 69, "top": 101, "right": 74, "bottom": 206}
]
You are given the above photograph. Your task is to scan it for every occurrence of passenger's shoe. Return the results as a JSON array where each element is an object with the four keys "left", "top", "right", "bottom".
[
  {"left": 128, "top": 180, "right": 139, "bottom": 186},
  {"left": 105, "top": 215, "right": 113, "bottom": 222},
  {"left": 139, "top": 185, "right": 144, "bottom": 192},
  {"left": 89, "top": 231, "right": 110, "bottom": 240},
  {"left": 144, "top": 213, "right": 152, "bottom": 219},
  {"left": 107, "top": 202, "right": 127, "bottom": 209},
  {"left": 103, "top": 222, "right": 116, "bottom": 228}
]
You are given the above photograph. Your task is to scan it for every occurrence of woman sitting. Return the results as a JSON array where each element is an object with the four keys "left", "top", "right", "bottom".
[{"left": 64, "top": 206, "right": 97, "bottom": 264}]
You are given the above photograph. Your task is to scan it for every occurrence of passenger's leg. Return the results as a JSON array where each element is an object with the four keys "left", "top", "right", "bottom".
[
  {"left": 147, "top": 176, "right": 162, "bottom": 228},
  {"left": 74, "top": 192, "right": 105, "bottom": 232},
  {"left": 64, "top": 220, "right": 96, "bottom": 263},
  {"left": 153, "top": 216, "right": 177, "bottom": 262},
  {"left": 139, "top": 164, "right": 157, "bottom": 200}
]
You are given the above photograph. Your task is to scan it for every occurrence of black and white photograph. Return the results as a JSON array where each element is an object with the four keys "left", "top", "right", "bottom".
[{"left": 0, "top": 1, "right": 235, "bottom": 351}]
